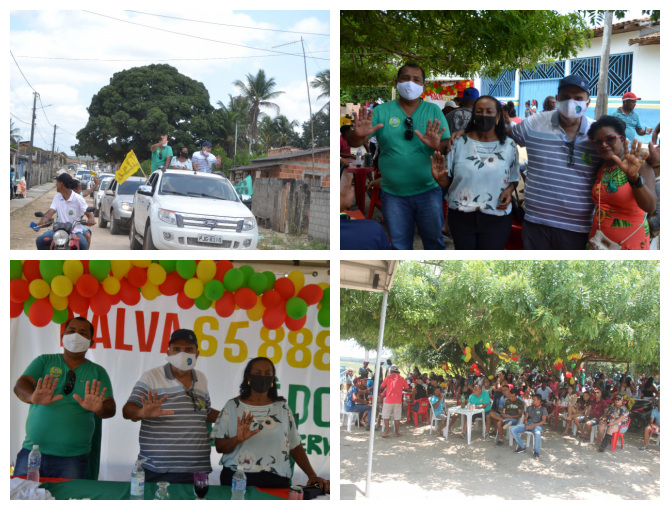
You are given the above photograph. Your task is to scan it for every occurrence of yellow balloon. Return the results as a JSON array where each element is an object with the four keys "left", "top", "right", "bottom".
[
  {"left": 196, "top": 260, "right": 217, "bottom": 283},
  {"left": 246, "top": 299, "right": 266, "bottom": 321},
  {"left": 141, "top": 282, "right": 161, "bottom": 300},
  {"left": 570, "top": 377, "right": 575, "bottom": 384},
  {"left": 62, "top": 260, "right": 84, "bottom": 284},
  {"left": 317, "top": 282, "right": 329, "bottom": 290},
  {"left": 49, "top": 291, "right": 69, "bottom": 311},
  {"left": 184, "top": 278, "right": 204, "bottom": 299},
  {"left": 147, "top": 263, "right": 167, "bottom": 286},
  {"left": 29, "top": 279, "right": 50, "bottom": 299},
  {"left": 131, "top": 260, "right": 152, "bottom": 268},
  {"left": 102, "top": 276, "right": 121, "bottom": 295},
  {"left": 287, "top": 270, "right": 305, "bottom": 293},
  {"left": 111, "top": 260, "right": 132, "bottom": 279},
  {"left": 51, "top": 275, "right": 73, "bottom": 297}
]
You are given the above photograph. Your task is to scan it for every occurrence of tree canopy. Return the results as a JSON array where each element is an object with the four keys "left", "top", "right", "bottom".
[
  {"left": 341, "top": 260, "right": 660, "bottom": 377},
  {"left": 341, "top": 10, "right": 592, "bottom": 86}
]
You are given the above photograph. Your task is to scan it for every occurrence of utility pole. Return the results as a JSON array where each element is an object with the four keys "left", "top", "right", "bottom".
[
  {"left": 301, "top": 37, "right": 315, "bottom": 172},
  {"left": 27, "top": 91, "right": 38, "bottom": 189},
  {"left": 234, "top": 121, "right": 238, "bottom": 166},
  {"left": 595, "top": 11, "right": 614, "bottom": 120},
  {"left": 50, "top": 124, "right": 57, "bottom": 176}
]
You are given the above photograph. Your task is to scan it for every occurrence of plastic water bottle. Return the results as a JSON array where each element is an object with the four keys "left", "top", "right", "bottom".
[
  {"left": 130, "top": 458, "right": 145, "bottom": 500},
  {"left": 231, "top": 466, "right": 247, "bottom": 500},
  {"left": 355, "top": 149, "right": 362, "bottom": 167},
  {"left": 27, "top": 445, "right": 41, "bottom": 482}
]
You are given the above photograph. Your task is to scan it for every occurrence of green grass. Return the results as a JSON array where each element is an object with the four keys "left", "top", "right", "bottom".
[{"left": 257, "top": 232, "right": 328, "bottom": 250}]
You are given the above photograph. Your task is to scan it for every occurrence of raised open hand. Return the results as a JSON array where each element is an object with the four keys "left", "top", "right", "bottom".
[
  {"left": 352, "top": 105, "right": 383, "bottom": 139},
  {"left": 31, "top": 374, "right": 63, "bottom": 405},
  {"left": 613, "top": 138, "right": 647, "bottom": 180},
  {"left": 73, "top": 379, "right": 107, "bottom": 414},
  {"left": 236, "top": 411, "right": 261, "bottom": 442},
  {"left": 415, "top": 119, "right": 446, "bottom": 151},
  {"left": 430, "top": 150, "right": 448, "bottom": 187},
  {"left": 140, "top": 391, "right": 175, "bottom": 419},
  {"left": 646, "top": 141, "right": 660, "bottom": 168}
]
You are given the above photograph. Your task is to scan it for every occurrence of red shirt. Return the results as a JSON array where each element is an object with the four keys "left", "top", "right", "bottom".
[
  {"left": 381, "top": 373, "right": 409, "bottom": 404},
  {"left": 340, "top": 134, "right": 351, "bottom": 156}
]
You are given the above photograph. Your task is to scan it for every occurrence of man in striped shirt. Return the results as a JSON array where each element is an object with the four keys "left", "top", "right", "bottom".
[
  {"left": 507, "top": 75, "right": 600, "bottom": 249},
  {"left": 122, "top": 329, "right": 219, "bottom": 484},
  {"left": 191, "top": 141, "right": 222, "bottom": 173}
]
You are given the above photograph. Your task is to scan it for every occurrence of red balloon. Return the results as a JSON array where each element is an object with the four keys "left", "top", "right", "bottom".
[
  {"left": 68, "top": 288, "right": 90, "bottom": 316},
  {"left": 274, "top": 277, "right": 295, "bottom": 300},
  {"left": 90, "top": 289, "right": 112, "bottom": 316},
  {"left": 176, "top": 290, "right": 194, "bottom": 310},
  {"left": 10, "top": 300, "right": 23, "bottom": 318},
  {"left": 159, "top": 271, "right": 185, "bottom": 296},
  {"left": 475, "top": 368, "right": 482, "bottom": 376},
  {"left": 215, "top": 292, "right": 235, "bottom": 317},
  {"left": 29, "top": 298, "right": 53, "bottom": 327},
  {"left": 471, "top": 363, "right": 478, "bottom": 371},
  {"left": 119, "top": 280, "right": 141, "bottom": 306},
  {"left": 22, "top": 261, "right": 41, "bottom": 281},
  {"left": 261, "top": 289, "right": 282, "bottom": 309},
  {"left": 127, "top": 267, "right": 148, "bottom": 288},
  {"left": 297, "top": 284, "right": 323, "bottom": 306},
  {"left": 565, "top": 372, "right": 573, "bottom": 379},
  {"left": 262, "top": 306, "right": 286, "bottom": 330},
  {"left": 82, "top": 260, "right": 90, "bottom": 274},
  {"left": 285, "top": 315, "right": 307, "bottom": 331},
  {"left": 76, "top": 274, "right": 99, "bottom": 298},
  {"left": 10, "top": 279, "right": 31, "bottom": 303},
  {"left": 110, "top": 291, "right": 122, "bottom": 305},
  {"left": 235, "top": 288, "right": 257, "bottom": 310},
  {"left": 215, "top": 260, "right": 234, "bottom": 281},
  {"left": 487, "top": 348, "right": 493, "bottom": 354}
]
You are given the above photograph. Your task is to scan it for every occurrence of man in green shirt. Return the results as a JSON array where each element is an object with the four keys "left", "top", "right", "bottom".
[
  {"left": 13, "top": 317, "right": 116, "bottom": 479},
  {"left": 151, "top": 134, "right": 173, "bottom": 173},
  {"left": 351, "top": 63, "right": 451, "bottom": 249}
]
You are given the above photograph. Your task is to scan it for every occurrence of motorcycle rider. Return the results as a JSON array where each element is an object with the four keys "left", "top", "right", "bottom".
[
  {"left": 34, "top": 173, "right": 95, "bottom": 250},
  {"left": 72, "top": 178, "right": 98, "bottom": 248}
]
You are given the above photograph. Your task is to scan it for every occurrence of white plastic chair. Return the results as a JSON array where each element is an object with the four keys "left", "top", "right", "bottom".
[
  {"left": 650, "top": 430, "right": 661, "bottom": 446},
  {"left": 340, "top": 391, "right": 360, "bottom": 431},
  {"left": 429, "top": 398, "right": 446, "bottom": 435}
]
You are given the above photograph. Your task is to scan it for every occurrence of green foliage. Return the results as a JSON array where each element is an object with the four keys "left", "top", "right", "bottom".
[
  {"left": 341, "top": 260, "right": 660, "bottom": 375},
  {"left": 233, "top": 69, "right": 284, "bottom": 148},
  {"left": 298, "top": 111, "right": 330, "bottom": 149},
  {"left": 580, "top": 10, "right": 660, "bottom": 26},
  {"left": 341, "top": 10, "right": 592, "bottom": 86},
  {"left": 340, "top": 86, "right": 393, "bottom": 105}
]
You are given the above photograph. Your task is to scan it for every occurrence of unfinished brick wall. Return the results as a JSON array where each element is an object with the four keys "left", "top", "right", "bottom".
[{"left": 307, "top": 187, "right": 330, "bottom": 247}]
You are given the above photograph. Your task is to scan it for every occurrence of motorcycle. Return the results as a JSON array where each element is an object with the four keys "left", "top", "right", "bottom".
[
  {"left": 32, "top": 207, "right": 95, "bottom": 250},
  {"left": 628, "top": 398, "right": 655, "bottom": 431}
]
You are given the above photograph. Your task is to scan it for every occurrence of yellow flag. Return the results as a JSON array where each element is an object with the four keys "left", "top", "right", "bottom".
[
  {"left": 90, "top": 169, "right": 98, "bottom": 177},
  {"left": 116, "top": 150, "right": 141, "bottom": 184}
]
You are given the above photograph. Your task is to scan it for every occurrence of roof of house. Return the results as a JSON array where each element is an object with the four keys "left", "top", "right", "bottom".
[
  {"left": 628, "top": 32, "right": 660, "bottom": 46},
  {"left": 229, "top": 147, "right": 330, "bottom": 171},
  {"left": 591, "top": 17, "right": 658, "bottom": 37}
]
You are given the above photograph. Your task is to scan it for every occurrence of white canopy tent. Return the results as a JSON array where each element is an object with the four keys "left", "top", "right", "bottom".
[{"left": 340, "top": 260, "right": 398, "bottom": 498}]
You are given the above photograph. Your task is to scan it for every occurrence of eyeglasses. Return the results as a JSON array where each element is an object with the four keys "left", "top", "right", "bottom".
[
  {"left": 63, "top": 370, "right": 76, "bottom": 395},
  {"left": 565, "top": 140, "right": 575, "bottom": 167},
  {"left": 185, "top": 389, "right": 200, "bottom": 412},
  {"left": 590, "top": 135, "right": 623, "bottom": 148},
  {"left": 404, "top": 118, "right": 414, "bottom": 141}
]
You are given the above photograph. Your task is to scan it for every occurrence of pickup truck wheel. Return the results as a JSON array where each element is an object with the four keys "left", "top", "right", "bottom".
[
  {"left": 143, "top": 223, "right": 157, "bottom": 250},
  {"left": 129, "top": 215, "right": 142, "bottom": 250},
  {"left": 93, "top": 206, "right": 99, "bottom": 217},
  {"left": 98, "top": 210, "right": 108, "bottom": 228},
  {"left": 110, "top": 210, "right": 120, "bottom": 235}
]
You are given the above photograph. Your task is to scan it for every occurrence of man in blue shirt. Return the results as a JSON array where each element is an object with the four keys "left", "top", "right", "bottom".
[
  {"left": 611, "top": 92, "right": 653, "bottom": 144},
  {"left": 340, "top": 168, "right": 391, "bottom": 249},
  {"left": 640, "top": 398, "right": 660, "bottom": 450}
]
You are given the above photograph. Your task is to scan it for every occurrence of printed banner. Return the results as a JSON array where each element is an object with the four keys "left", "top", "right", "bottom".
[
  {"left": 234, "top": 175, "right": 253, "bottom": 196},
  {"left": 115, "top": 150, "right": 141, "bottom": 184}
]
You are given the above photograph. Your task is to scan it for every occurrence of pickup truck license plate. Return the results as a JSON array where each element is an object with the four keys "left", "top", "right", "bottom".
[{"left": 198, "top": 234, "right": 223, "bottom": 244}]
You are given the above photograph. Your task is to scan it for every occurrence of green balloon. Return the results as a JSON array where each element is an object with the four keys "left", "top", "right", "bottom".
[
  {"left": 176, "top": 260, "right": 197, "bottom": 280},
  {"left": 23, "top": 296, "right": 37, "bottom": 317},
  {"left": 320, "top": 287, "right": 330, "bottom": 307},
  {"left": 239, "top": 265, "right": 254, "bottom": 286},
  {"left": 223, "top": 268, "right": 244, "bottom": 292},
  {"left": 248, "top": 273, "right": 268, "bottom": 295},
  {"left": 52, "top": 307, "right": 69, "bottom": 324},
  {"left": 194, "top": 294, "right": 212, "bottom": 311},
  {"left": 262, "top": 271, "right": 276, "bottom": 291},
  {"left": 159, "top": 260, "right": 177, "bottom": 273},
  {"left": 286, "top": 297, "right": 308, "bottom": 320},
  {"left": 10, "top": 260, "right": 23, "bottom": 280},
  {"left": 204, "top": 280, "right": 224, "bottom": 301},
  {"left": 89, "top": 260, "right": 111, "bottom": 282},
  {"left": 40, "top": 260, "right": 64, "bottom": 284},
  {"left": 317, "top": 306, "right": 330, "bottom": 328}
]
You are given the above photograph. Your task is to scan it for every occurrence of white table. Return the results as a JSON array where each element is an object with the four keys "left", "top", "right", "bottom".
[{"left": 443, "top": 407, "right": 486, "bottom": 444}]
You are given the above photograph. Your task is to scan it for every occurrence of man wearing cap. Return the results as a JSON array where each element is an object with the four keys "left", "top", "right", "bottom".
[
  {"left": 380, "top": 365, "right": 409, "bottom": 437},
  {"left": 359, "top": 360, "right": 372, "bottom": 380},
  {"left": 122, "top": 329, "right": 219, "bottom": 483},
  {"left": 191, "top": 142, "right": 222, "bottom": 173},
  {"left": 445, "top": 87, "right": 479, "bottom": 134},
  {"left": 611, "top": 92, "right": 653, "bottom": 144},
  {"left": 489, "top": 386, "right": 524, "bottom": 446},
  {"left": 596, "top": 394, "right": 629, "bottom": 452},
  {"left": 442, "top": 99, "right": 458, "bottom": 117}
]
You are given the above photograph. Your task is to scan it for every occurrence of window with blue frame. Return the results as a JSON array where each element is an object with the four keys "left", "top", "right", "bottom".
[{"left": 568, "top": 53, "right": 633, "bottom": 96}]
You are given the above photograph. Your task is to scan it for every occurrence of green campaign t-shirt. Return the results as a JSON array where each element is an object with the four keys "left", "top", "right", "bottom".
[
  {"left": 372, "top": 99, "right": 450, "bottom": 197},
  {"left": 151, "top": 145, "right": 173, "bottom": 172},
  {"left": 468, "top": 391, "right": 491, "bottom": 412},
  {"left": 22, "top": 354, "right": 114, "bottom": 457}
]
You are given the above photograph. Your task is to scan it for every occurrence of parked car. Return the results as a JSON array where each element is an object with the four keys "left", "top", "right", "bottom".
[
  {"left": 99, "top": 176, "right": 146, "bottom": 234},
  {"left": 93, "top": 176, "right": 114, "bottom": 217},
  {"left": 130, "top": 169, "right": 257, "bottom": 250}
]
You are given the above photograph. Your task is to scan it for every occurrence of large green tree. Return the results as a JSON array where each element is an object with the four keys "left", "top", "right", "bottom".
[
  {"left": 73, "top": 64, "right": 215, "bottom": 162},
  {"left": 341, "top": 10, "right": 592, "bottom": 86}
]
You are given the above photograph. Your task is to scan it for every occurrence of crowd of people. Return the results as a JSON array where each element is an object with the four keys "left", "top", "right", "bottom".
[
  {"left": 341, "top": 62, "right": 660, "bottom": 250},
  {"left": 342, "top": 360, "right": 660, "bottom": 459}
]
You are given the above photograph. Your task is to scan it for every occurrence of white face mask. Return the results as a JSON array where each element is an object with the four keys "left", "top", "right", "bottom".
[
  {"left": 62, "top": 333, "right": 91, "bottom": 353},
  {"left": 166, "top": 351, "right": 197, "bottom": 371},
  {"left": 161, "top": 143, "right": 168, "bottom": 147},
  {"left": 396, "top": 80, "right": 424, "bottom": 101},
  {"left": 556, "top": 99, "right": 588, "bottom": 119}
]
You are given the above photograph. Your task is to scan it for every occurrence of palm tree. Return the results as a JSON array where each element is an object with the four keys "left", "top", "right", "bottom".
[
  {"left": 272, "top": 115, "right": 299, "bottom": 148},
  {"left": 10, "top": 119, "right": 22, "bottom": 145},
  {"left": 217, "top": 94, "right": 251, "bottom": 158},
  {"left": 311, "top": 69, "right": 330, "bottom": 115},
  {"left": 233, "top": 70, "right": 284, "bottom": 152}
]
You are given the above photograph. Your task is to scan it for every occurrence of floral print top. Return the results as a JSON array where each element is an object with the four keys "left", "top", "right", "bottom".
[
  {"left": 211, "top": 398, "right": 301, "bottom": 479},
  {"left": 445, "top": 135, "right": 520, "bottom": 216}
]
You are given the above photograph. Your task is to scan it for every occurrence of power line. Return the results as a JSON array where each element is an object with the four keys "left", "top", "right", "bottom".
[
  {"left": 126, "top": 11, "right": 330, "bottom": 36},
  {"left": 11, "top": 51, "right": 328, "bottom": 63},
  {"left": 10, "top": 50, "right": 36, "bottom": 92},
  {"left": 38, "top": 96, "right": 53, "bottom": 127},
  {"left": 83, "top": 11, "right": 329, "bottom": 61},
  {"left": 10, "top": 112, "right": 31, "bottom": 125}
]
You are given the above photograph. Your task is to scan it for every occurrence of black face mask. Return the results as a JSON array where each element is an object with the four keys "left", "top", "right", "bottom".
[
  {"left": 472, "top": 114, "right": 497, "bottom": 132},
  {"left": 249, "top": 374, "right": 274, "bottom": 394},
  {"left": 180, "top": 152, "right": 188, "bottom": 158}
]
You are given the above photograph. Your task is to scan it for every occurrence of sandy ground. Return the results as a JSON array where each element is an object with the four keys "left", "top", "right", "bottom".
[{"left": 340, "top": 397, "right": 660, "bottom": 500}]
